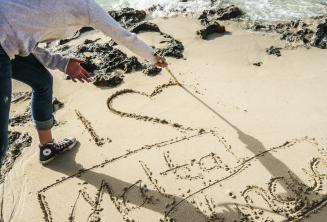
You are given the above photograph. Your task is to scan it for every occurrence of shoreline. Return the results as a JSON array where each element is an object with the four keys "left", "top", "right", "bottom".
[{"left": 98, "top": 0, "right": 327, "bottom": 23}]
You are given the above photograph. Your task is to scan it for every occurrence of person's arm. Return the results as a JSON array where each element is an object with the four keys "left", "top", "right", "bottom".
[
  {"left": 33, "top": 47, "right": 90, "bottom": 82},
  {"left": 86, "top": 0, "right": 158, "bottom": 64},
  {"left": 32, "top": 47, "right": 70, "bottom": 73}
]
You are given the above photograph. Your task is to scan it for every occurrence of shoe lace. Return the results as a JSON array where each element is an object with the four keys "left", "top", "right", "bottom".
[{"left": 54, "top": 139, "right": 70, "bottom": 150}]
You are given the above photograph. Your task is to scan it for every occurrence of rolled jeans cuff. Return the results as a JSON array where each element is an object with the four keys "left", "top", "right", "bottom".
[{"left": 33, "top": 116, "right": 54, "bottom": 130}]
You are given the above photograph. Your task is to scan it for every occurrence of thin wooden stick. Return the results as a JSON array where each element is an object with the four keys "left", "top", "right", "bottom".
[
  {"left": 165, "top": 67, "right": 217, "bottom": 113},
  {"left": 165, "top": 67, "right": 182, "bottom": 86}
]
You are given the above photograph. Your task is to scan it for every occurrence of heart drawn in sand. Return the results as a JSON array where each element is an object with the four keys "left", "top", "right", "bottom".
[{"left": 107, "top": 80, "right": 200, "bottom": 133}]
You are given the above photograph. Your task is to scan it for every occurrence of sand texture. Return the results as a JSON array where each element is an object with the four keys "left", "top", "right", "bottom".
[{"left": 1, "top": 15, "right": 327, "bottom": 222}]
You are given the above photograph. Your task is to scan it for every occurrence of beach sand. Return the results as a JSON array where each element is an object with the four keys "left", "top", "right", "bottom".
[{"left": 1, "top": 16, "right": 327, "bottom": 222}]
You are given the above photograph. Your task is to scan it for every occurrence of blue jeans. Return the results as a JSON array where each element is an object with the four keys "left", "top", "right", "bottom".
[{"left": 0, "top": 45, "right": 54, "bottom": 159}]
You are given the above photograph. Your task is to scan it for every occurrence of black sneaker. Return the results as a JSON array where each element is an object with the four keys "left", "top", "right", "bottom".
[{"left": 39, "top": 137, "right": 77, "bottom": 164}]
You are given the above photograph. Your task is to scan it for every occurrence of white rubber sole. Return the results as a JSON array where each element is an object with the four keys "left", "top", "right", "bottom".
[{"left": 40, "top": 139, "right": 77, "bottom": 165}]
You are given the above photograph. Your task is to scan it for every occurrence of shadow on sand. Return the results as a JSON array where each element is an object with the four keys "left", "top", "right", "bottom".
[{"left": 45, "top": 88, "right": 326, "bottom": 221}]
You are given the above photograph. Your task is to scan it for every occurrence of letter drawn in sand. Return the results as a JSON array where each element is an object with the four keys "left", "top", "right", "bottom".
[
  {"left": 75, "top": 110, "right": 111, "bottom": 146},
  {"left": 36, "top": 82, "right": 327, "bottom": 222},
  {"left": 37, "top": 134, "right": 327, "bottom": 221}
]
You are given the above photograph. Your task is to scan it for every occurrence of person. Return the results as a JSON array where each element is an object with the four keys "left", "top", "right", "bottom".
[{"left": 0, "top": 0, "right": 168, "bottom": 165}]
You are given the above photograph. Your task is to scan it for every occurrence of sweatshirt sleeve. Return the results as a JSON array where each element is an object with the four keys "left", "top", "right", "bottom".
[
  {"left": 86, "top": 0, "right": 157, "bottom": 64},
  {"left": 32, "top": 47, "right": 70, "bottom": 73}
]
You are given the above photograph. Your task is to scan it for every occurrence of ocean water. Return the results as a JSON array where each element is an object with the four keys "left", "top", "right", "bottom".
[{"left": 96, "top": 0, "right": 327, "bottom": 22}]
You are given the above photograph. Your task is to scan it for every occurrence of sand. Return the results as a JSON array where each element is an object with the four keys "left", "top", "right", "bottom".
[{"left": 1, "top": 16, "right": 327, "bottom": 222}]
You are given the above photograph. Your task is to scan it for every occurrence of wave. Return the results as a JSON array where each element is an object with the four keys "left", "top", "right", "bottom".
[{"left": 97, "top": 0, "right": 327, "bottom": 22}]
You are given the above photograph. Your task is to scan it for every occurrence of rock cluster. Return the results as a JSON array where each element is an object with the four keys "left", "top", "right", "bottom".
[
  {"left": 155, "top": 33, "right": 185, "bottom": 59},
  {"left": 266, "top": 46, "right": 282, "bottom": 57},
  {"left": 59, "top": 27, "right": 94, "bottom": 45},
  {"left": 198, "top": 5, "right": 243, "bottom": 25},
  {"left": 9, "top": 108, "right": 31, "bottom": 127},
  {"left": 78, "top": 41, "right": 143, "bottom": 73},
  {"left": 196, "top": 22, "right": 226, "bottom": 40},
  {"left": 314, "top": 20, "right": 327, "bottom": 48},
  {"left": 0, "top": 131, "right": 32, "bottom": 180},
  {"left": 130, "top": 21, "right": 161, "bottom": 34},
  {"left": 109, "top": 8, "right": 147, "bottom": 28},
  {"left": 143, "top": 65, "right": 162, "bottom": 76},
  {"left": 108, "top": 8, "right": 184, "bottom": 58},
  {"left": 92, "top": 72, "right": 124, "bottom": 88},
  {"left": 247, "top": 17, "right": 327, "bottom": 49},
  {"left": 197, "top": 5, "right": 242, "bottom": 39},
  {"left": 56, "top": 39, "right": 142, "bottom": 87},
  {"left": 52, "top": 98, "right": 64, "bottom": 113},
  {"left": 49, "top": 8, "right": 186, "bottom": 87}
]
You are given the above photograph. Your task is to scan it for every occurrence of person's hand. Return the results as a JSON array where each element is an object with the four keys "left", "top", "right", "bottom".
[
  {"left": 66, "top": 58, "right": 91, "bottom": 83},
  {"left": 154, "top": 55, "right": 168, "bottom": 68}
]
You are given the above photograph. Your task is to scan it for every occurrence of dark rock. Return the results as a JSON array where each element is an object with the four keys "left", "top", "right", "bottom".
[
  {"left": 277, "top": 20, "right": 314, "bottom": 44},
  {"left": 58, "top": 41, "right": 143, "bottom": 86},
  {"left": 1, "top": 131, "right": 32, "bottom": 180},
  {"left": 59, "top": 38, "right": 75, "bottom": 46},
  {"left": 266, "top": 46, "right": 282, "bottom": 57},
  {"left": 81, "top": 60, "right": 99, "bottom": 74},
  {"left": 7, "top": 131, "right": 21, "bottom": 146},
  {"left": 246, "top": 18, "right": 327, "bottom": 49},
  {"left": 199, "top": 5, "right": 243, "bottom": 25},
  {"left": 253, "top": 62, "right": 263, "bottom": 67},
  {"left": 155, "top": 34, "right": 184, "bottom": 59},
  {"left": 84, "top": 38, "right": 100, "bottom": 45},
  {"left": 120, "top": 56, "right": 143, "bottom": 73},
  {"left": 76, "top": 42, "right": 143, "bottom": 73},
  {"left": 248, "top": 22, "right": 274, "bottom": 32},
  {"left": 196, "top": 21, "right": 225, "bottom": 40},
  {"left": 9, "top": 93, "right": 32, "bottom": 127},
  {"left": 8, "top": 131, "right": 32, "bottom": 151},
  {"left": 147, "top": 4, "right": 164, "bottom": 13},
  {"left": 130, "top": 21, "right": 161, "bottom": 34},
  {"left": 108, "top": 40, "right": 118, "bottom": 47},
  {"left": 49, "top": 9, "right": 185, "bottom": 88},
  {"left": 59, "top": 27, "right": 94, "bottom": 45},
  {"left": 52, "top": 98, "right": 64, "bottom": 113},
  {"left": 9, "top": 111, "right": 31, "bottom": 127},
  {"left": 314, "top": 21, "right": 327, "bottom": 49},
  {"left": 52, "top": 45, "right": 70, "bottom": 53},
  {"left": 109, "top": 8, "right": 146, "bottom": 28},
  {"left": 143, "top": 65, "right": 162, "bottom": 76},
  {"left": 93, "top": 73, "right": 124, "bottom": 88},
  {"left": 11, "top": 91, "right": 31, "bottom": 103},
  {"left": 79, "top": 27, "right": 94, "bottom": 34},
  {"left": 215, "top": 5, "right": 243, "bottom": 20}
]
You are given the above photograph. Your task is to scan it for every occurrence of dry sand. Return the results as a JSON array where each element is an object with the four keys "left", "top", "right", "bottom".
[{"left": 1, "top": 16, "right": 327, "bottom": 222}]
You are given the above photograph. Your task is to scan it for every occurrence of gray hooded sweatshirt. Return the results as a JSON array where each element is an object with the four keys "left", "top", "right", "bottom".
[{"left": 0, "top": 0, "right": 157, "bottom": 73}]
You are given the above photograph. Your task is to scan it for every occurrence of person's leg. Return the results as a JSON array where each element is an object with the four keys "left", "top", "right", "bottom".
[
  {"left": 11, "top": 54, "right": 54, "bottom": 145},
  {"left": 0, "top": 46, "right": 12, "bottom": 161},
  {"left": 11, "top": 54, "right": 77, "bottom": 164}
]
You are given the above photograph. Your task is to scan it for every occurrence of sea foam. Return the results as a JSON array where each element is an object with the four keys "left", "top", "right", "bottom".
[{"left": 97, "top": 0, "right": 327, "bottom": 22}]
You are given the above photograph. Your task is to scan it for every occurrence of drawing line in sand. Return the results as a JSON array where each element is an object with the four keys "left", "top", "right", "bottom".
[
  {"left": 107, "top": 80, "right": 198, "bottom": 133},
  {"left": 36, "top": 73, "right": 327, "bottom": 221},
  {"left": 75, "top": 110, "right": 111, "bottom": 146},
  {"left": 37, "top": 132, "right": 207, "bottom": 222},
  {"left": 68, "top": 179, "right": 158, "bottom": 222},
  {"left": 138, "top": 136, "right": 327, "bottom": 220},
  {"left": 164, "top": 138, "right": 327, "bottom": 220},
  {"left": 163, "top": 68, "right": 327, "bottom": 210},
  {"left": 37, "top": 132, "right": 327, "bottom": 222},
  {"left": 165, "top": 67, "right": 224, "bottom": 121}
]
